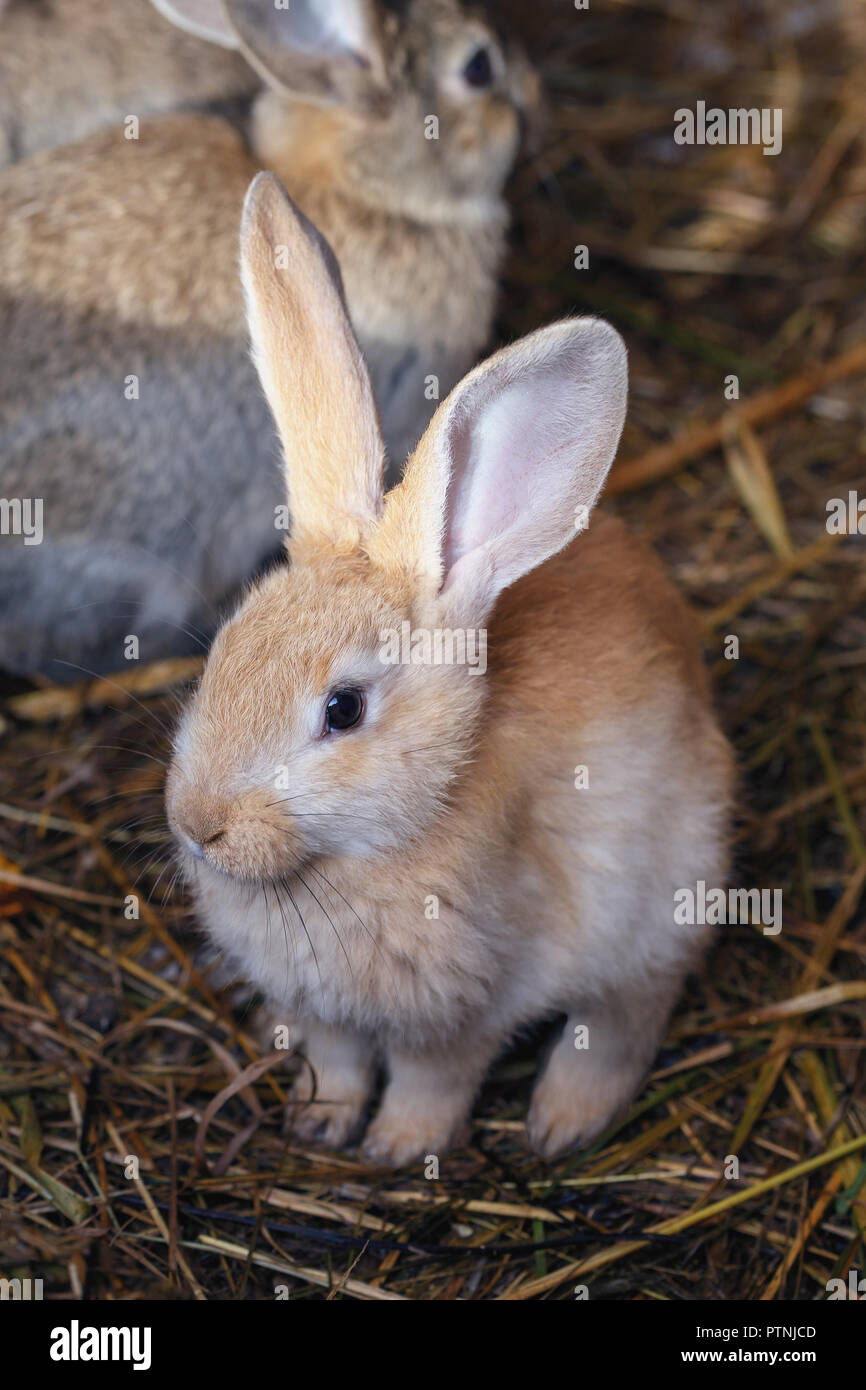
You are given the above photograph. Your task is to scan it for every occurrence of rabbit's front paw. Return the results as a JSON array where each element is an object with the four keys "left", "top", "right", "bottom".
[
  {"left": 526, "top": 1080, "right": 618, "bottom": 1159},
  {"left": 287, "top": 1093, "right": 366, "bottom": 1149},
  {"left": 360, "top": 1100, "right": 469, "bottom": 1170},
  {"left": 283, "top": 1020, "right": 375, "bottom": 1150},
  {"left": 527, "top": 1030, "right": 645, "bottom": 1160}
]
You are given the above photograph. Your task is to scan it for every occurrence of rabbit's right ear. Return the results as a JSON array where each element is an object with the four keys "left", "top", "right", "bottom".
[
  {"left": 148, "top": 0, "right": 238, "bottom": 48},
  {"left": 239, "top": 173, "right": 385, "bottom": 549},
  {"left": 222, "top": 0, "right": 390, "bottom": 113}
]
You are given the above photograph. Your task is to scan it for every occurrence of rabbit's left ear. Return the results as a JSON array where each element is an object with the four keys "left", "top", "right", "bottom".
[
  {"left": 239, "top": 173, "right": 385, "bottom": 548},
  {"left": 371, "top": 319, "right": 628, "bottom": 624}
]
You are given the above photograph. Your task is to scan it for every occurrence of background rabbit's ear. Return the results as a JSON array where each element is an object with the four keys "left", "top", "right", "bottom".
[
  {"left": 375, "top": 319, "right": 628, "bottom": 623},
  {"left": 240, "top": 173, "right": 385, "bottom": 547},
  {"left": 149, "top": 0, "right": 239, "bottom": 48},
  {"left": 223, "top": 0, "right": 390, "bottom": 112}
]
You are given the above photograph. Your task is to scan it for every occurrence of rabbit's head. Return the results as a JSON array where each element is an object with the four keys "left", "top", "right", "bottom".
[
  {"left": 152, "top": 0, "right": 538, "bottom": 217},
  {"left": 166, "top": 175, "right": 627, "bottom": 884}
]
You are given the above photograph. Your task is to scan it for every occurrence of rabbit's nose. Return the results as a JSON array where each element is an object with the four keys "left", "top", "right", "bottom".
[
  {"left": 178, "top": 831, "right": 208, "bottom": 861},
  {"left": 180, "top": 826, "right": 225, "bottom": 857},
  {"left": 170, "top": 798, "right": 229, "bottom": 855}
]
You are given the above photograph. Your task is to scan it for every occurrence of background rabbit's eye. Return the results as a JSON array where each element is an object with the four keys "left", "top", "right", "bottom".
[
  {"left": 325, "top": 687, "right": 365, "bottom": 732},
  {"left": 462, "top": 46, "right": 493, "bottom": 89}
]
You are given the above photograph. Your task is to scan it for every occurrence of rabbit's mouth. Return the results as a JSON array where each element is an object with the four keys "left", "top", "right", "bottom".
[
  {"left": 166, "top": 779, "right": 309, "bottom": 886},
  {"left": 173, "top": 830, "right": 308, "bottom": 887}
]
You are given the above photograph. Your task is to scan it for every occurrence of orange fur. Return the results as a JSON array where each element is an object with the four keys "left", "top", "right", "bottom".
[{"left": 166, "top": 179, "right": 734, "bottom": 1166}]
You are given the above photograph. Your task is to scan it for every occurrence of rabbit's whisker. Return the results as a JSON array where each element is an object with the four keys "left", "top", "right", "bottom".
[
  {"left": 294, "top": 867, "right": 353, "bottom": 979},
  {"left": 270, "top": 877, "right": 298, "bottom": 999},
  {"left": 304, "top": 861, "right": 399, "bottom": 1005},
  {"left": 279, "top": 874, "right": 323, "bottom": 1003},
  {"left": 147, "top": 855, "right": 176, "bottom": 904},
  {"left": 47, "top": 660, "right": 175, "bottom": 739},
  {"left": 57, "top": 600, "right": 211, "bottom": 652},
  {"left": 84, "top": 788, "right": 164, "bottom": 810}
]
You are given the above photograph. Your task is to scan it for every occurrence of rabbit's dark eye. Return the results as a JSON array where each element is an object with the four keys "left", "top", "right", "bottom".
[
  {"left": 462, "top": 46, "right": 493, "bottom": 89},
  {"left": 325, "top": 687, "right": 365, "bottom": 733}
]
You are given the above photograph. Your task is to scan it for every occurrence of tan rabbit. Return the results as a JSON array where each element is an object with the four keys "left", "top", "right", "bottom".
[
  {"left": 165, "top": 175, "right": 734, "bottom": 1167},
  {"left": 0, "top": 0, "right": 536, "bottom": 680},
  {"left": 0, "top": 0, "right": 256, "bottom": 167}
]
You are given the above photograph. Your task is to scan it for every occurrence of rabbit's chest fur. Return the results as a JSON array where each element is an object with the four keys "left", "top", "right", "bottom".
[{"left": 194, "top": 846, "right": 550, "bottom": 1045}]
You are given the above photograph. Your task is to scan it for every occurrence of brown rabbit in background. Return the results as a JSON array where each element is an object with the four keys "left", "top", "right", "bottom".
[
  {"left": 0, "top": 0, "right": 536, "bottom": 679},
  {"left": 0, "top": 0, "right": 256, "bottom": 167},
  {"left": 166, "top": 174, "right": 733, "bottom": 1166}
]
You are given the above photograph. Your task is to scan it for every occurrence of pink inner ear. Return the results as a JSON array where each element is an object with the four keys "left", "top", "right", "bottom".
[
  {"left": 435, "top": 319, "right": 627, "bottom": 606},
  {"left": 443, "top": 371, "right": 598, "bottom": 576},
  {"left": 444, "top": 378, "right": 538, "bottom": 572}
]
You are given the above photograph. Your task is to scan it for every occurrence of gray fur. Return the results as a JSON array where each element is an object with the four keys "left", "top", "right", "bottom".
[{"left": 0, "top": 295, "right": 282, "bottom": 675}]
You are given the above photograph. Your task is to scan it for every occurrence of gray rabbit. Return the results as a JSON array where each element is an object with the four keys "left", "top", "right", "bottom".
[{"left": 0, "top": 0, "right": 536, "bottom": 679}]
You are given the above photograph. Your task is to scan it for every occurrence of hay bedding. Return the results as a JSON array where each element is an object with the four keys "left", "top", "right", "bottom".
[{"left": 1, "top": 0, "right": 864, "bottom": 1300}]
